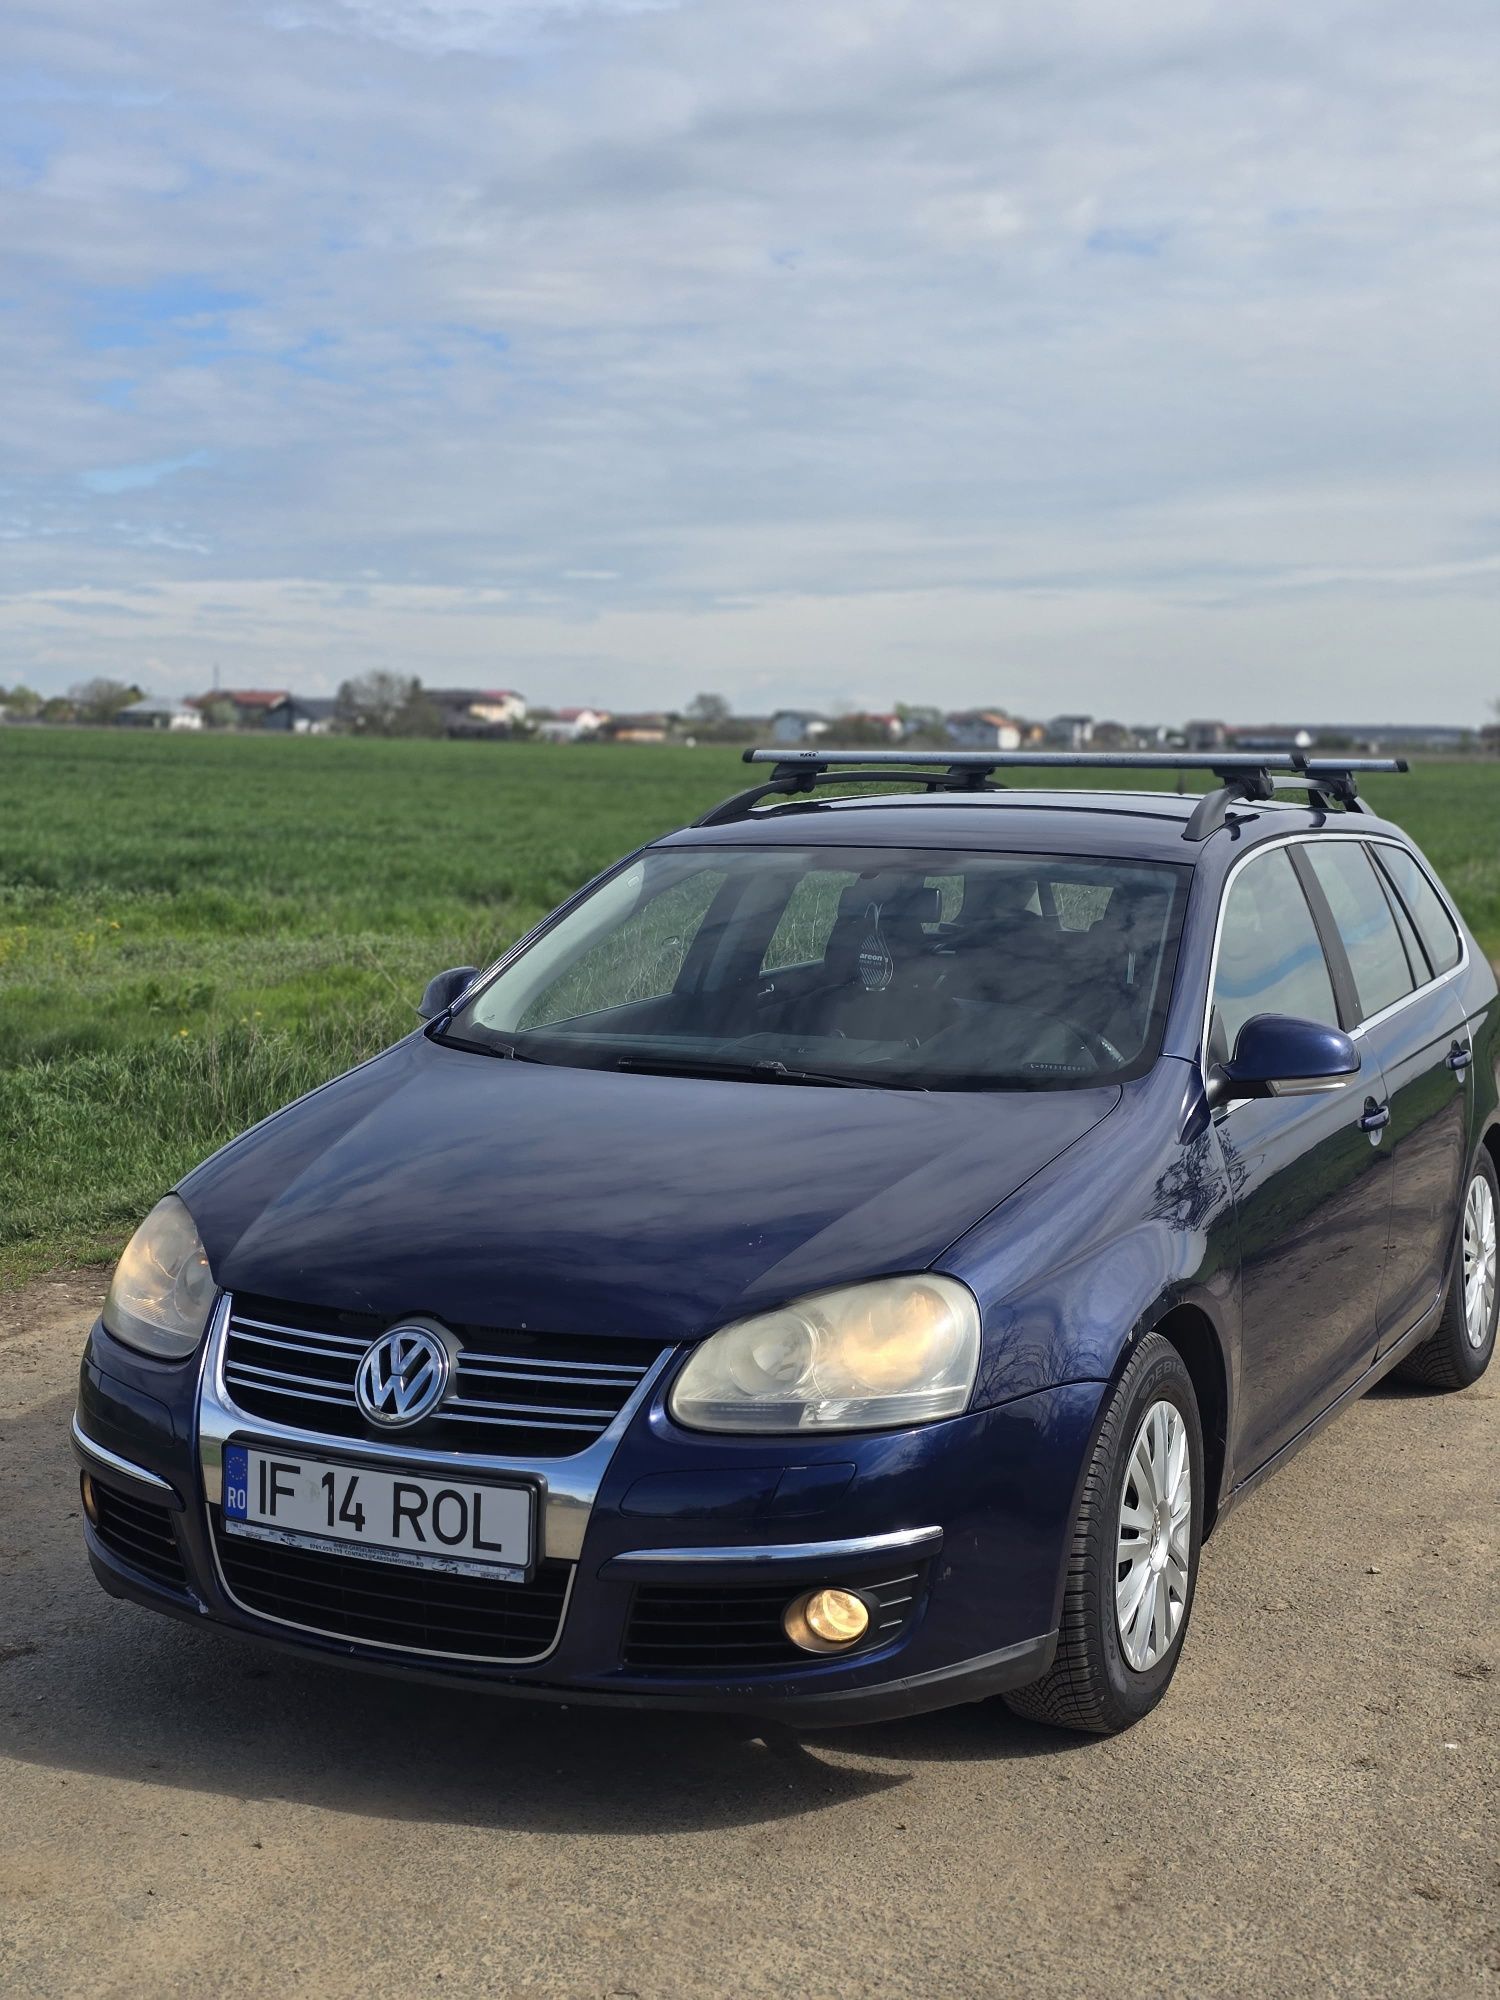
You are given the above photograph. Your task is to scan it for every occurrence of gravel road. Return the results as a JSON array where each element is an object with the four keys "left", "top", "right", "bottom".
[{"left": 2, "top": 1272, "right": 1496, "bottom": 2000}]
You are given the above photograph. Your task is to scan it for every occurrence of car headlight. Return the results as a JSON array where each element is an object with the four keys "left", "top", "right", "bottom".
[
  {"left": 102, "top": 1195, "right": 217, "bottom": 1360},
  {"left": 669, "top": 1275, "right": 981, "bottom": 1434}
]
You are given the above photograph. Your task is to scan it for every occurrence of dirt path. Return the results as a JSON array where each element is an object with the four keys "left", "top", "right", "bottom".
[{"left": 1, "top": 1273, "right": 1496, "bottom": 1999}]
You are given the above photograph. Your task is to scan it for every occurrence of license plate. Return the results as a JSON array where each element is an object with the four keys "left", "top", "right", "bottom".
[{"left": 221, "top": 1445, "right": 534, "bottom": 1582}]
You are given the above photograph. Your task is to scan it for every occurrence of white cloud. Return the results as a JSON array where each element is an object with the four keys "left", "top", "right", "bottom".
[{"left": 1, "top": 0, "right": 1496, "bottom": 718}]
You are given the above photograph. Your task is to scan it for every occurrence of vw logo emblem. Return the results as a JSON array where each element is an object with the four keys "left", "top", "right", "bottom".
[{"left": 354, "top": 1324, "right": 451, "bottom": 1429}]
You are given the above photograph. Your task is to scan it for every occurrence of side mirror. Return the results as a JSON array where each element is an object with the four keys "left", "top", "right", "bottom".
[
  {"left": 417, "top": 965, "right": 480, "bottom": 1021},
  {"left": 1207, "top": 1012, "right": 1359, "bottom": 1105}
]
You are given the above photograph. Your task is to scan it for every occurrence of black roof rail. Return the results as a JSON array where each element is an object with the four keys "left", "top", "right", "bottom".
[{"left": 695, "top": 747, "right": 1408, "bottom": 837}]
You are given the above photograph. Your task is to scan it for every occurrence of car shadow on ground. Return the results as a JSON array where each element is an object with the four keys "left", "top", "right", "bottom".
[{"left": 2, "top": 1391, "right": 1082, "bottom": 1836}]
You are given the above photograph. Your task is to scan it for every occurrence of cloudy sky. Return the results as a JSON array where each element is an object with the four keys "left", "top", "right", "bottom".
[{"left": 3, "top": 0, "right": 1497, "bottom": 722}]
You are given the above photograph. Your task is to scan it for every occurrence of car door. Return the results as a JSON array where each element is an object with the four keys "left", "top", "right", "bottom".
[
  {"left": 1298, "top": 838, "right": 1472, "bottom": 1355},
  {"left": 1208, "top": 845, "right": 1393, "bottom": 1477}
]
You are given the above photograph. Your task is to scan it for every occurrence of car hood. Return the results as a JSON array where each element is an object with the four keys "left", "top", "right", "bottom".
[{"left": 182, "top": 1033, "right": 1120, "bottom": 1342}]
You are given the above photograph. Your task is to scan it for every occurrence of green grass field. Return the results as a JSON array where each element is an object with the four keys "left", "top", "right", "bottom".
[{"left": 3, "top": 726, "right": 1497, "bottom": 1285}]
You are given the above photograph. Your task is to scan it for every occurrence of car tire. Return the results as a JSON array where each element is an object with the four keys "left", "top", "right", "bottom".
[
  {"left": 1003, "top": 1331, "right": 1204, "bottom": 1735},
  {"left": 1393, "top": 1150, "right": 1499, "bottom": 1392}
]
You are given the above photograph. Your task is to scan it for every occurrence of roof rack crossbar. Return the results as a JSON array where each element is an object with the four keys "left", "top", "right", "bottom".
[
  {"left": 744, "top": 747, "right": 1322, "bottom": 774},
  {"left": 696, "top": 746, "right": 1407, "bottom": 832}
]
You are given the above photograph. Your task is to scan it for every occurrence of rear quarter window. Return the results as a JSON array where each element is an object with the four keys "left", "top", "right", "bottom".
[{"left": 1372, "top": 845, "right": 1462, "bottom": 977}]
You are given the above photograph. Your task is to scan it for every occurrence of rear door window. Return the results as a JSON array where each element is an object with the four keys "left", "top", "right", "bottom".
[
  {"left": 1371, "top": 845, "right": 1462, "bottom": 976},
  {"left": 1302, "top": 842, "right": 1415, "bottom": 1020},
  {"left": 1211, "top": 849, "right": 1341, "bottom": 1052},
  {"left": 759, "top": 869, "right": 858, "bottom": 972}
]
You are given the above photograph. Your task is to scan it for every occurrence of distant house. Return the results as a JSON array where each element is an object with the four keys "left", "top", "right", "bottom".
[
  {"left": 819, "top": 712, "right": 904, "bottom": 746},
  {"left": 861, "top": 712, "right": 904, "bottom": 741},
  {"left": 604, "top": 713, "right": 671, "bottom": 744},
  {"left": 116, "top": 698, "right": 203, "bottom": 732},
  {"left": 1091, "top": 720, "right": 1138, "bottom": 751},
  {"left": 196, "top": 689, "right": 294, "bottom": 727},
  {"left": 535, "top": 706, "right": 609, "bottom": 743},
  {"left": 1046, "top": 714, "right": 1095, "bottom": 751},
  {"left": 769, "top": 710, "right": 830, "bottom": 746},
  {"left": 944, "top": 709, "right": 1022, "bottom": 751},
  {"left": 1229, "top": 725, "right": 1315, "bottom": 753},
  {"left": 1361, "top": 723, "right": 1472, "bottom": 753},
  {"left": 426, "top": 688, "right": 528, "bottom": 739},
  {"left": 275, "top": 696, "right": 338, "bottom": 736},
  {"left": 1236, "top": 721, "right": 1470, "bottom": 755},
  {"left": 1184, "top": 719, "right": 1228, "bottom": 752}
]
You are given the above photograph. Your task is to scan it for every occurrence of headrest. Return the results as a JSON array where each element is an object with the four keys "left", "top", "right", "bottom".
[
  {"left": 890, "top": 885, "right": 941, "bottom": 929},
  {"left": 960, "top": 872, "right": 1041, "bottom": 925}
]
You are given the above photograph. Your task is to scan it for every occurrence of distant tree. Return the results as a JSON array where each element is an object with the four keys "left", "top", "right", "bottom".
[
  {"left": 674, "top": 693, "right": 758, "bottom": 743},
  {"left": 823, "top": 713, "right": 896, "bottom": 747},
  {"left": 891, "top": 702, "right": 949, "bottom": 747},
  {"left": 199, "top": 697, "right": 239, "bottom": 729},
  {"left": 39, "top": 696, "right": 77, "bottom": 724},
  {"left": 393, "top": 688, "right": 443, "bottom": 738},
  {"left": 69, "top": 677, "right": 142, "bottom": 724},
  {"left": 1312, "top": 731, "right": 1355, "bottom": 752},
  {"left": 4, "top": 684, "right": 42, "bottom": 718},
  {"left": 335, "top": 671, "right": 442, "bottom": 738},
  {"left": 685, "top": 692, "right": 732, "bottom": 727}
]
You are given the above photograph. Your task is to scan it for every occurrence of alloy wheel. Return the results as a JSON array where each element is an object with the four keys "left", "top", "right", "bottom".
[
  {"left": 1115, "top": 1398, "right": 1192, "bottom": 1672},
  {"left": 1463, "top": 1172, "right": 1497, "bottom": 1350}
]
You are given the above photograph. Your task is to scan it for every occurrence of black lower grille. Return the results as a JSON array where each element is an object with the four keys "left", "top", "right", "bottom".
[
  {"left": 623, "top": 1565, "right": 927, "bottom": 1673},
  {"left": 91, "top": 1483, "right": 189, "bottom": 1592},
  {"left": 214, "top": 1514, "right": 570, "bottom": 1660}
]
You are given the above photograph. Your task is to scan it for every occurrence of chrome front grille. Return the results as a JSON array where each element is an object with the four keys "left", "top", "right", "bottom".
[{"left": 221, "top": 1295, "right": 665, "bottom": 1458}]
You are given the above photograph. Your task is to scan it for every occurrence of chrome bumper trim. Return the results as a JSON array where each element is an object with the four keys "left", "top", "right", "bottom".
[
  {"left": 196, "top": 1292, "right": 675, "bottom": 1563},
  {"left": 71, "top": 1414, "right": 179, "bottom": 1500},
  {"left": 604, "top": 1525, "right": 943, "bottom": 1573}
]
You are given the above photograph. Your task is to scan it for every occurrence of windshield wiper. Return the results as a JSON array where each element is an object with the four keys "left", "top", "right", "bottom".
[
  {"left": 437, "top": 1030, "right": 547, "bottom": 1063},
  {"left": 612, "top": 1053, "right": 878, "bottom": 1089}
]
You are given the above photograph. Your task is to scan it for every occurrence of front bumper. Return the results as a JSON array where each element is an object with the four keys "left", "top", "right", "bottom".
[{"left": 74, "top": 1300, "right": 1104, "bottom": 1726}]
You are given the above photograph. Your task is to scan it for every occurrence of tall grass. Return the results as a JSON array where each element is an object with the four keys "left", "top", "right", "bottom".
[{"left": 3, "top": 727, "right": 1497, "bottom": 1283}]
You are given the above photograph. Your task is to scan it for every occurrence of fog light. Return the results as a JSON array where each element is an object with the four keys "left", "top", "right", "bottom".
[
  {"left": 80, "top": 1471, "right": 99, "bottom": 1525},
  {"left": 783, "top": 1586, "right": 871, "bottom": 1655}
]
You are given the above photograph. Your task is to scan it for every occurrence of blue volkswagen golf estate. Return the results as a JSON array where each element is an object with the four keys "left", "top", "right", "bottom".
[{"left": 74, "top": 750, "right": 1498, "bottom": 1734}]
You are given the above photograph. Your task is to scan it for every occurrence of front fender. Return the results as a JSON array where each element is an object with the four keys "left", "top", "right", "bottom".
[{"left": 942, "top": 1059, "right": 1238, "bottom": 1410}]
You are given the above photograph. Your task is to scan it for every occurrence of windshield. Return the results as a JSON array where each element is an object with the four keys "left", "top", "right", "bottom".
[{"left": 443, "top": 844, "right": 1189, "bottom": 1091}]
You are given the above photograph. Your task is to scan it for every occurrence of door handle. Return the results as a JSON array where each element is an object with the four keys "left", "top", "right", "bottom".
[
  {"left": 1447, "top": 1041, "right": 1473, "bottom": 1073},
  {"left": 1359, "top": 1098, "right": 1391, "bottom": 1133}
]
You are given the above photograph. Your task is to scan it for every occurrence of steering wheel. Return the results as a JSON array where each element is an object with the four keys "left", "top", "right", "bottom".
[{"left": 1000, "top": 1007, "right": 1124, "bottom": 1072}]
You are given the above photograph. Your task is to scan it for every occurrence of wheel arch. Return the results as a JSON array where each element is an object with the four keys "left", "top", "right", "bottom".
[
  {"left": 1148, "top": 1302, "right": 1230, "bottom": 1537},
  {"left": 1052, "top": 1287, "right": 1233, "bottom": 1552}
]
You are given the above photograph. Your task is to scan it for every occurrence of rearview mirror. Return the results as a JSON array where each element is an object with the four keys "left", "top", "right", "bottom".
[
  {"left": 1208, "top": 1013, "right": 1359, "bottom": 1105},
  {"left": 417, "top": 965, "right": 480, "bottom": 1021}
]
